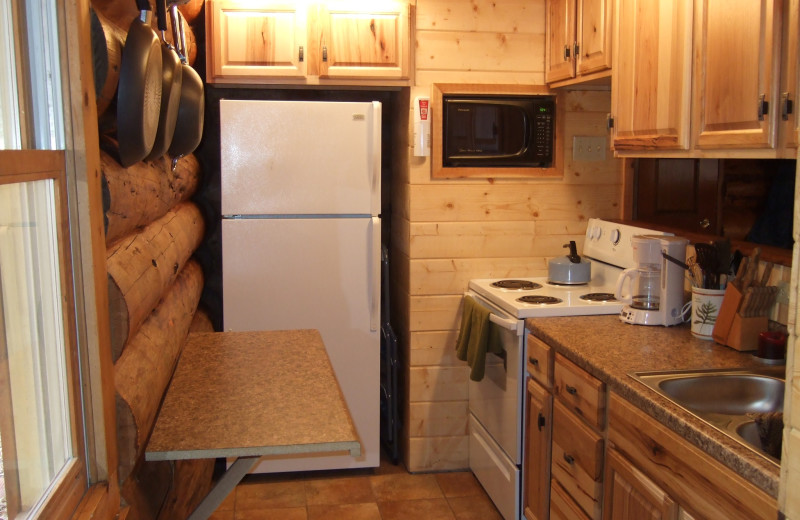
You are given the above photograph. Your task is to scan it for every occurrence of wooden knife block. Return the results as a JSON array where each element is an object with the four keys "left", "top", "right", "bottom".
[{"left": 712, "top": 284, "right": 768, "bottom": 351}]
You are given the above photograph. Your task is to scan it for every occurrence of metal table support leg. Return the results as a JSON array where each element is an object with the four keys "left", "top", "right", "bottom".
[{"left": 187, "top": 456, "right": 261, "bottom": 520}]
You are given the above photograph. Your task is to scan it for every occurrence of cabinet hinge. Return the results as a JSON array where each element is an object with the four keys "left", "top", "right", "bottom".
[
  {"left": 607, "top": 114, "right": 615, "bottom": 130},
  {"left": 322, "top": 45, "right": 328, "bottom": 62},
  {"left": 781, "top": 92, "right": 793, "bottom": 121},
  {"left": 537, "top": 413, "right": 546, "bottom": 431},
  {"left": 564, "top": 44, "right": 570, "bottom": 60},
  {"left": 757, "top": 94, "right": 769, "bottom": 121},
  {"left": 298, "top": 46, "right": 304, "bottom": 62}
]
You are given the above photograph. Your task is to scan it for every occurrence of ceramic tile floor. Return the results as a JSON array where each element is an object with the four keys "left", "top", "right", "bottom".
[{"left": 209, "top": 454, "right": 502, "bottom": 520}]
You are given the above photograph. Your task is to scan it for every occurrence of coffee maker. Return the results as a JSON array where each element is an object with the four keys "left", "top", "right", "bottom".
[{"left": 615, "top": 235, "right": 689, "bottom": 326}]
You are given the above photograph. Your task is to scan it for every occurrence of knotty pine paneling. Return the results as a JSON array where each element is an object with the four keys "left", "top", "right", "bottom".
[
  {"left": 408, "top": 330, "right": 460, "bottom": 366},
  {"left": 415, "top": 0, "right": 545, "bottom": 33},
  {"left": 408, "top": 401, "right": 468, "bottom": 437},
  {"left": 406, "top": 435, "right": 469, "bottom": 472},
  {"left": 392, "top": 0, "right": 623, "bottom": 472}
]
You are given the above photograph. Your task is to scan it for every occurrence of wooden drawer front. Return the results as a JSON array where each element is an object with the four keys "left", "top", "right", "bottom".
[
  {"left": 551, "top": 400, "right": 604, "bottom": 520},
  {"left": 607, "top": 393, "right": 777, "bottom": 520},
  {"left": 526, "top": 334, "right": 553, "bottom": 388},
  {"left": 550, "top": 478, "right": 591, "bottom": 520},
  {"left": 554, "top": 353, "right": 605, "bottom": 430}
]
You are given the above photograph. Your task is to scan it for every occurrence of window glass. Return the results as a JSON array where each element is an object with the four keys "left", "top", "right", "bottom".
[{"left": 0, "top": 179, "right": 73, "bottom": 518}]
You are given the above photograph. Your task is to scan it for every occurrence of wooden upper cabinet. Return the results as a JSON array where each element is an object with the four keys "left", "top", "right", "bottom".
[
  {"left": 692, "top": 0, "right": 781, "bottom": 149},
  {"left": 779, "top": 0, "right": 799, "bottom": 149},
  {"left": 317, "top": 2, "right": 410, "bottom": 80},
  {"left": 611, "top": 0, "right": 693, "bottom": 151},
  {"left": 546, "top": 0, "right": 611, "bottom": 86},
  {"left": 576, "top": 0, "right": 613, "bottom": 75},
  {"left": 206, "top": 0, "right": 412, "bottom": 85},
  {"left": 207, "top": 0, "right": 307, "bottom": 81},
  {"left": 546, "top": 0, "right": 577, "bottom": 83}
]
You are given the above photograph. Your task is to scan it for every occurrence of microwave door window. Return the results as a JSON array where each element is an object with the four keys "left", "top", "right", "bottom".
[{"left": 473, "top": 106, "right": 500, "bottom": 152}]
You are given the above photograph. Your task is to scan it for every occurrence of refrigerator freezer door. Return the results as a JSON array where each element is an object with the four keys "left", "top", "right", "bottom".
[
  {"left": 222, "top": 216, "right": 380, "bottom": 472},
  {"left": 220, "top": 100, "right": 381, "bottom": 217}
]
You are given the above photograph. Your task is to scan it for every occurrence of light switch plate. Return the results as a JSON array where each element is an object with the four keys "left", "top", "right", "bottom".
[{"left": 573, "top": 136, "right": 607, "bottom": 161}]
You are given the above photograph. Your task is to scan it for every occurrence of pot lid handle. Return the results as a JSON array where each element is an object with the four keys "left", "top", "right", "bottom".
[{"left": 564, "top": 241, "right": 581, "bottom": 263}]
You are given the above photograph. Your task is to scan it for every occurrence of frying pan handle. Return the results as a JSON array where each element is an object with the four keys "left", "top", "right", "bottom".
[
  {"left": 156, "top": 0, "right": 168, "bottom": 33},
  {"left": 169, "top": 4, "right": 186, "bottom": 62}
]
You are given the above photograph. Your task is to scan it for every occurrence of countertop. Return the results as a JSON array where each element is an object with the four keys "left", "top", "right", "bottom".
[
  {"left": 525, "top": 315, "right": 782, "bottom": 497},
  {"left": 146, "top": 329, "right": 360, "bottom": 462}
]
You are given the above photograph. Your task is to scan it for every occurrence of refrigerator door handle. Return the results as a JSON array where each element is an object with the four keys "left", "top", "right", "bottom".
[{"left": 370, "top": 216, "right": 381, "bottom": 332}]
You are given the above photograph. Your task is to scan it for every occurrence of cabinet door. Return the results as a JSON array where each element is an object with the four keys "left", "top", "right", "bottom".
[
  {"left": 551, "top": 479, "right": 591, "bottom": 520},
  {"left": 576, "top": 0, "right": 612, "bottom": 75},
  {"left": 603, "top": 448, "right": 679, "bottom": 520},
  {"left": 208, "top": 0, "right": 307, "bottom": 81},
  {"left": 693, "top": 0, "right": 781, "bottom": 149},
  {"left": 779, "top": 0, "right": 799, "bottom": 150},
  {"left": 546, "top": 0, "right": 577, "bottom": 83},
  {"left": 611, "top": 0, "right": 693, "bottom": 151},
  {"left": 523, "top": 380, "right": 553, "bottom": 520},
  {"left": 317, "top": 1, "right": 410, "bottom": 80}
]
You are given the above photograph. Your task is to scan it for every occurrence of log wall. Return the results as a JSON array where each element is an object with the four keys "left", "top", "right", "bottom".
[
  {"left": 91, "top": 0, "right": 212, "bottom": 517},
  {"left": 391, "top": 0, "right": 624, "bottom": 472}
]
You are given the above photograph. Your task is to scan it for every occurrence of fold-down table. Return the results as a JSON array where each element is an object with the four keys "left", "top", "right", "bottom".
[{"left": 146, "top": 329, "right": 361, "bottom": 520}]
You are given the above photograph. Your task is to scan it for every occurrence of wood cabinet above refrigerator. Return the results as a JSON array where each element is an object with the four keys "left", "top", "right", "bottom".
[{"left": 206, "top": 0, "right": 412, "bottom": 86}]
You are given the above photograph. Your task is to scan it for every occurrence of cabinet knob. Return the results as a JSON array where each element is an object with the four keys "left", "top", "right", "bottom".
[
  {"left": 563, "top": 453, "right": 575, "bottom": 465},
  {"left": 781, "top": 92, "right": 793, "bottom": 121},
  {"left": 537, "top": 412, "right": 546, "bottom": 431},
  {"left": 528, "top": 356, "right": 539, "bottom": 367},
  {"left": 699, "top": 217, "right": 711, "bottom": 229},
  {"left": 298, "top": 46, "right": 304, "bottom": 62},
  {"left": 322, "top": 45, "right": 328, "bottom": 62},
  {"left": 563, "top": 44, "right": 570, "bottom": 60},
  {"left": 757, "top": 94, "right": 769, "bottom": 121},
  {"left": 565, "top": 384, "right": 578, "bottom": 395}
]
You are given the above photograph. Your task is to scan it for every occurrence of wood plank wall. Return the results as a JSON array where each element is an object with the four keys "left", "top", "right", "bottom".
[{"left": 391, "top": 0, "right": 624, "bottom": 472}]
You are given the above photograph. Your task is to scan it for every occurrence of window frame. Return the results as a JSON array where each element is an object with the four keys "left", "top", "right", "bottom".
[{"left": 0, "top": 149, "right": 88, "bottom": 519}]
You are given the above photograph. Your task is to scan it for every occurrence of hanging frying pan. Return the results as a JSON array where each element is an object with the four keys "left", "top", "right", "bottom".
[
  {"left": 117, "top": 0, "right": 162, "bottom": 167},
  {"left": 168, "top": 4, "right": 204, "bottom": 159},
  {"left": 145, "top": 0, "right": 183, "bottom": 160}
]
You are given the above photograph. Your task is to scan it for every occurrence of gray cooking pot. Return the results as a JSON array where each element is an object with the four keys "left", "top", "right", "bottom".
[{"left": 548, "top": 241, "right": 591, "bottom": 284}]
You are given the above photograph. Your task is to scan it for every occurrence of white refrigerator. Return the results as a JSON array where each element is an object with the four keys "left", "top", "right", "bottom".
[{"left": 220, "top": 99, "right": 381, "bottom": 473}]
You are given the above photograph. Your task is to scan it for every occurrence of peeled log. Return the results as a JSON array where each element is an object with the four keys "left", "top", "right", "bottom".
[
  {"left": 115, "top": 260, "right": 204, "bottom": 484},
  {"left": 156, "top": 459, "right": 214, "bottom": 520},
  {"left": 107, "top": 201, "right": 205, "bottom": 361},
  {"left": 102, "top": 149, "right": 201, "bottom": 244},
  {"left": 92, "top": 9, "right": 125, "bottom": 117}
]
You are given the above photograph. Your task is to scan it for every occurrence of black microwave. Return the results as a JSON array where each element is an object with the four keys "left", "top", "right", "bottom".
[{"left": 442, "top": 94, "right": 555, "bottom": 168}]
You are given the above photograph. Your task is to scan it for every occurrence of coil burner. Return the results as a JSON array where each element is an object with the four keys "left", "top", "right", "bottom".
[
  {"left": 490, "top": 280, "right": 542, "bottom": 290},
  {"left": 517, "top": 295, "right": 562, "bottom": 305},
  {"left": 580, "top": 293, "right": 617, "bottom": 303}
]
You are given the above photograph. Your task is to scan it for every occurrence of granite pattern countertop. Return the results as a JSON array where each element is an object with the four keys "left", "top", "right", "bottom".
[{"left": 525, "top": 315, "right": 782, "bottom": 497}]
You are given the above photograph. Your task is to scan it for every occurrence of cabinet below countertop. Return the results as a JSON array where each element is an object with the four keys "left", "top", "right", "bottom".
[{"left": 525, "top": 314, "right": 781, "bottom": 498}]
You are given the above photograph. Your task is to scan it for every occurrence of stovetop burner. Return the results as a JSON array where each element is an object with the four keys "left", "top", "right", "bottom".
[
  {"left": 580, "top": 292, "right": 617, "bottom": 302},
  {"left": 517, "top": 295, "right": 562, "bottom": 305},
  {"left": 491, "top": 279, "right": 542, "bottom": 290}
]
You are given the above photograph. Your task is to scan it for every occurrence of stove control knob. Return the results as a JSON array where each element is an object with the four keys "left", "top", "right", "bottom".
[{"left": 610, "top": 228, "right": 621, "bottom": 245}]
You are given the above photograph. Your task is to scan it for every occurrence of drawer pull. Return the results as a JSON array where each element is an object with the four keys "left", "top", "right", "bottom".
[
  {"left": 563, "top": 453, "right": 575, "bottom": 465},
  {"left": 537, "top": 412, "right": 546, "bottom": 431},
  {"left": 528, "top": 356, "right": 539, "bottom": 367},
  {"left": 565, "top": 384, "right": 578, "bottom": 395}
]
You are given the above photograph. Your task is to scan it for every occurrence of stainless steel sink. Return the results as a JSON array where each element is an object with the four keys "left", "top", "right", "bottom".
[{"left": 631, "top": 367, "right": 785, "bottom": 464}]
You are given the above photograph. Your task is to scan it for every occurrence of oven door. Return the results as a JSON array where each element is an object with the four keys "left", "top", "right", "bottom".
[{"left": 466, "top": 291, "right": 526, "bottom": 465}]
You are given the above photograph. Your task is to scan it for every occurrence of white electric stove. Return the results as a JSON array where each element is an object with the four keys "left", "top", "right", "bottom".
[{"left": 465, "top": 218, "right": 674, "bottom": 520}]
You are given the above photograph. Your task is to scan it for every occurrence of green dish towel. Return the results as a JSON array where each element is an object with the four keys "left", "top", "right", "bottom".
[{"left": 455, "top": 295, "right": 505, "bottom": 381}]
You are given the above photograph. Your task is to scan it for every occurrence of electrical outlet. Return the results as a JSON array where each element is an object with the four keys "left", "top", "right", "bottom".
[
  {"left": 572, "top": 136, "right": 607, "bottom": 161},
  {"left": 777, "top": 280, "right": 790, "bottom": 305}
]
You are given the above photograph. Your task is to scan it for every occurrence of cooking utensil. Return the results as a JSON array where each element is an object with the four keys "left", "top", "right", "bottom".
[
  {"left": 167, "top": 4, "right": 204, "bottom": 159},
  {"left": 548, "top": 241, "right": 591, "bottom": 284},
  {"left": 145, "top": 0, "right": 183, "bottom": 160},
  {"left": 694, "top": 242, "right": 718, "bottom": 288},
  {"left": 117, "top": 0, "right": 163, "bottom": 167}
]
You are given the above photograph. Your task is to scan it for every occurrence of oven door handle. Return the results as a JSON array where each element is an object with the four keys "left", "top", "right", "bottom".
[{"left": 489, "top": 313, "right": 524, "bottom": 336}]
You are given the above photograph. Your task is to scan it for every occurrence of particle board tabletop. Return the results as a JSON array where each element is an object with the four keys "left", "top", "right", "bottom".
[{"left": 146, "top": 329, "right": 361, "bottom": 462}]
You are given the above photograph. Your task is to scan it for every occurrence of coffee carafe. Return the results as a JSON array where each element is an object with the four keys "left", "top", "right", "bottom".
[{"left": 615, "top": 235, "right": 689, "bottom": 326}]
